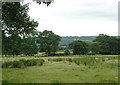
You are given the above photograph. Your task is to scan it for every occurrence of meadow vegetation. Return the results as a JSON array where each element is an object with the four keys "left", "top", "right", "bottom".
[{"left": 2, "top": 55, "right": 118, "bottom": 83}]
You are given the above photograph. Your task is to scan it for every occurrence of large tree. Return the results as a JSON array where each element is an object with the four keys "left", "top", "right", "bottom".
[
  {"left": 1, "top": 0, "right": 56, "bottom": 56},
  {"left": 118, "top": 38, "right": 120, "bottom": 55},
  {"left": 2, "top": 2, "right": 38, "bottom": 36},
  {"left": 69, "top": 40, "right": 89, "bottom": 55},
  {"left": 90, "top": 41, "right": 100, "bottom": 54},
  {"left": 37, "top": 30, "right": 61, "bottom": 56},
  {"left": 21, "top": 36, "right": 38, "bottom": 56},
  {"left": 2, "top": 2, "right": 39, "bottom": 55},
  {"left": 92, "top": 34, "right": 118, "bottom": 55}
]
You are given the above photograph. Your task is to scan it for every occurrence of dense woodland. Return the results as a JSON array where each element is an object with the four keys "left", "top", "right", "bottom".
[{"left": 2, "top": 2, "right": 120, "bottom": 56}]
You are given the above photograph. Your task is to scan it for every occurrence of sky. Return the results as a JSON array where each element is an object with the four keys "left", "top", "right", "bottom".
[{"left": 23, "top": 0, "right": 119, "bottom": 36}]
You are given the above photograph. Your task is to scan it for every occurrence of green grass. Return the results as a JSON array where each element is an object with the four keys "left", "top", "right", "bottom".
[{"left": 2, "top": 55, "right": 118, "bottom": 83}]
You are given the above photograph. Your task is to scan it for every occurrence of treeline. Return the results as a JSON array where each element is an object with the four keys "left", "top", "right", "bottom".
[
  {"left": 67, "top": 34, "right": 120, "bottom": 55},
  {"left": 2, "top": 33, "right": 120, "bottom": 56},
  {"left": 2, "top": 30, "right": 61, "bottom": 56},
  {"left": 90, "top": 34, "right": 120, "bottom": 55},
  {"left": 2, "top": 35, "right": 38, "bottom": 56}
]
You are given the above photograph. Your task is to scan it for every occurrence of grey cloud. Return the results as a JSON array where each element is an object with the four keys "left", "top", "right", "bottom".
[{"left": 53, "top": 9, "right": 117, "bottom": 21}]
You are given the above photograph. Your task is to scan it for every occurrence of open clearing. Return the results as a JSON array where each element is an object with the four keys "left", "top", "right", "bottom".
[{"left": 2, "top": 55, "right": 118, "bottom": 83}]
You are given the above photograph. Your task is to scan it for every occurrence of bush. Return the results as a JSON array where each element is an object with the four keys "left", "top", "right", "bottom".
[
  {"left": 2, "top": 59, "right": 45, "bottom": 68},
  {"left": 87, "top": 52, "right": 96, "bottom": 55},
  {"left": 64, "top": 49, "right": 70, "bottom": 55},
  {"left": 66, "top": 58, "right": 73, "bottom": 62},
  {"left": 12, "top": 61, "right": 25, "bottom": 68},
  {"left": 2, "top": 61, "right": 24, "bottom": 68}
]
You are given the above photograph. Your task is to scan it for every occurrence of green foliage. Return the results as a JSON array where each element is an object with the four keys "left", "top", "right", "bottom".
[
  {"left": 2, "top": 59, "right": 45, "bottom": 68},
  {"left": 118, "top": 38, "right": 120, "bottom": 55},
  {"left": 90, "top": 42, "right": 100, "bottom": 54},
  {"left": 92, "top": 34, "right": 119, "bottom": 55},
  {"left": 87, "top": 52, "right": 96, "bottom": 55},
  {"left": 2, "top": 2, "right": 39, "bottom": 56},
  {"left": 2, "top": 61, "right": 25, "bottom": 68},
  {"left": 64, "top": 49, "right": 70, "bottom": 55},
  {"left": 69, "top": 40, "right": 89, "bottom": 55},
  {"left": 37, "top": 30, "right": 61, "bottom": 56},
  {"left": 21, "top": 37, "right": 38, "bottom": 56},
  {"left": 2, "top": 2, "right": 38, "bottom": 36}
]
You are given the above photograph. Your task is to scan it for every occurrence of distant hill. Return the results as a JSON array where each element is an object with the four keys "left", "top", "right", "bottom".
[{"left": 59, "top": 36, "right": 97, "bottom": 46}]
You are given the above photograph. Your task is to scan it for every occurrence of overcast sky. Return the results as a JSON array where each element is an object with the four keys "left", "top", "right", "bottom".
[{"left": 23, "top": 0, "right": 118, "bottom": 36}]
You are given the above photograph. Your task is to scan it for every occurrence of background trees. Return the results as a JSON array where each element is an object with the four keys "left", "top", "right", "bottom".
[
  {"left": 91, "top": 34, "right": 119, "bottom": 55},
  {"left": 90, "top": 42, "right": 100, "bottom": 54},
  {"left": 64, "top": 49, "right": 70, "bottom": 55},
  {"left": 69, "top": 40, "right": 89, "bottom": 55},
  {"left": 37, "top": 30, "right": 61, "bottom": 56},
  {"left": 118, "top": 38, "right": 120, "bottom": 55}
]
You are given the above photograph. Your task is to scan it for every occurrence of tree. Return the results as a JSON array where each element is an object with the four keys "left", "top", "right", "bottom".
[
  {"left": 37, "top": 30, "right": 61, "bottom": 56},
  {"left": 2, "top": 2, "right": 39, "bottom": 55},
  {"left": 69, "top": 40, "right": 89, "bottom": 55},
  {"left": 2, "top": 2, "right": 38, "bottom": 36},
  {"left": 21, "top": 37, "right": 38, "bottom": 56},
  {"left": 108, "top": 36, "right": 118, "bottom": 54},
  {"left": 118, "top": 38, "right": 120, "bottom": 55},
  {"left": 64, "top": 49, "right": 70, "bottom": 55},
  {"left": 2, "top": 1, "right": 56, "bottom": 56},
  {"left": 92, "top": 34, "right": 118, "bottom": 55},
  {"left": 90, "top": 41, "right": 100, "bottom": 54}
]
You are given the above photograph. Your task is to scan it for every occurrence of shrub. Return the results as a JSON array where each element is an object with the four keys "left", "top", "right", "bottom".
[
  {"left": 12, "top": 61, "right": 25, "bottom": 68},
  {"left": 87, "top": 52, "right": 96, "bottom": 55},
  {"left": 64, "top": 49, "right": 70, "bottom": 55},
  {"left": 66, "top": 58, "right": 73, "bottom": 62}
]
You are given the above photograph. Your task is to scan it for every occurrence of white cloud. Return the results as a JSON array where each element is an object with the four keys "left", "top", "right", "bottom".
[{"left": 23, "top": 0, "right": 119, "bottom": 36}]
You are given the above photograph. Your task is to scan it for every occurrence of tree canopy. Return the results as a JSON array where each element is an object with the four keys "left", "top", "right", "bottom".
[
  {"left": 2, "top": 2, "right": 38, "bottom": 37},
  {"left": 91, "top": 34, "right": 118, "bottom": 55},
  {"left": 2, "top": 2, "right": 39, "bottom": 55},
  {"left": 37, "top": 30, "right": 61, "bottom": 55},
  {"left": 69, "top": 40, "right": 89, "bottom": 55}
]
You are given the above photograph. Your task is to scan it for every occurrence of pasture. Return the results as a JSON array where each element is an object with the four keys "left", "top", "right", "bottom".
[{"left": 2, "top": 55, "right": 118, "bottom": 83}]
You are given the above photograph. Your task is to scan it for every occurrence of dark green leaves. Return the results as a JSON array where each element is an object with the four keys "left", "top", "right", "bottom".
[
  {"left": 69, "top": 40, "right": 89, "bottom": 55},
  {"left": 37, "top": 30, "right": 61, "bottom": 56}
]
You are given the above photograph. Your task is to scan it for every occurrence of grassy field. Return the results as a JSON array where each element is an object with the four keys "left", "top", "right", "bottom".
[{"left": 2, "top": 55, "right": 118, "bottom": 83}]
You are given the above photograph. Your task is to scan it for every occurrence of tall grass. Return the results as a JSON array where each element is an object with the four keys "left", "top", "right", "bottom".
[
  {"left": 48, "top": 56, "right": 118, "bottom": 66},
  {"left": 2, "top": 59, "right": 45, "bottom": 68}
]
